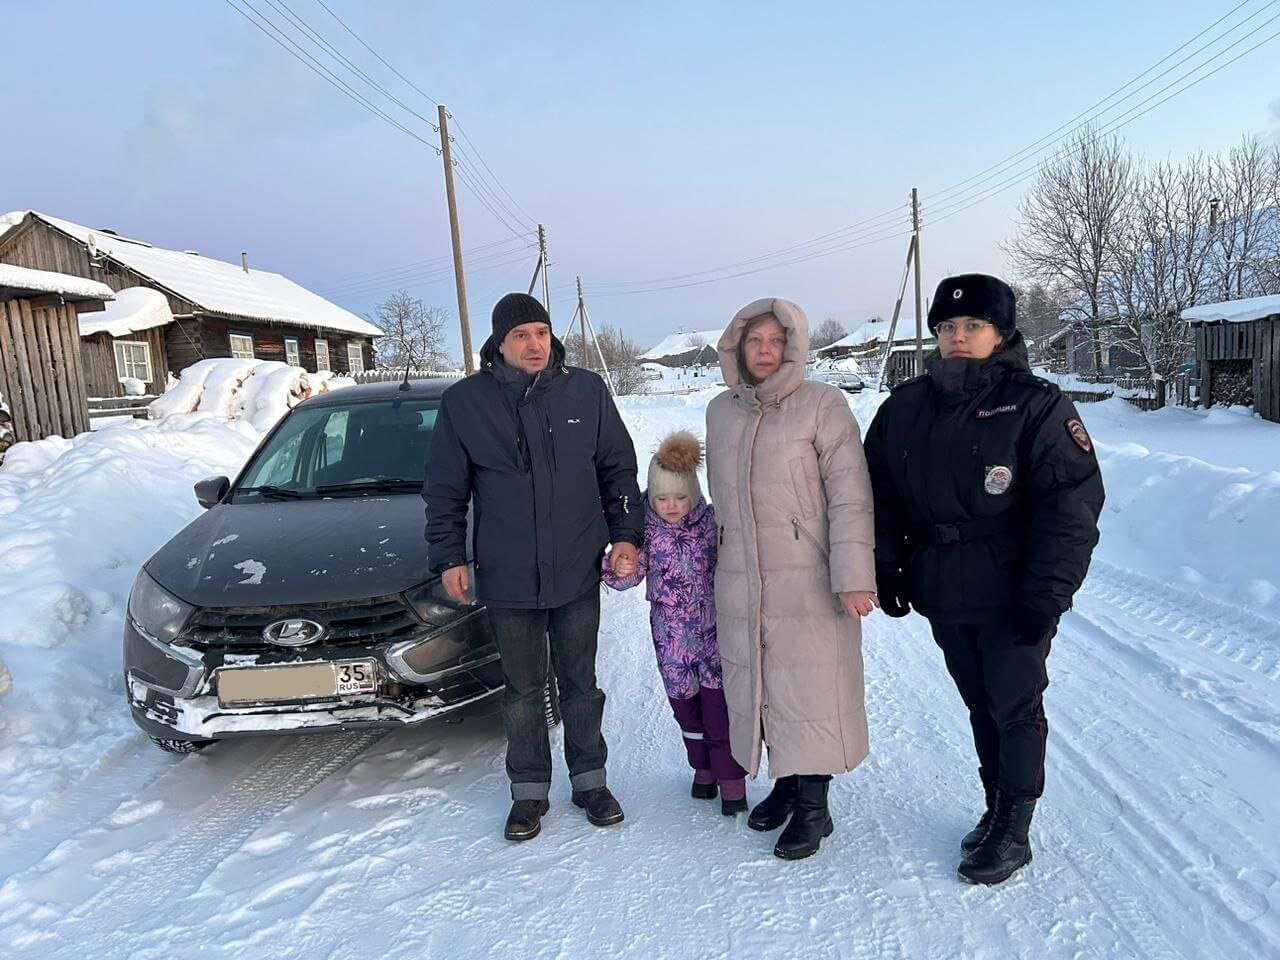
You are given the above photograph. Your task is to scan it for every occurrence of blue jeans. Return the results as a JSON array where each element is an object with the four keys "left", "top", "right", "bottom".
[{"left": 486, "top": 586, "right": 608, "bottom": 801}]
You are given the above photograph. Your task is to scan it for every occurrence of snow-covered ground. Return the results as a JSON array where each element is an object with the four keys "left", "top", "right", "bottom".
[{"left": 1, "top": 387, "right": 1277, "bottom": 959}]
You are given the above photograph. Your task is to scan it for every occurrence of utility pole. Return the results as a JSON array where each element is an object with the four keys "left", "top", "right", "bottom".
[
  {"left": 577, "top": 276, "right": 589, "bottom": 370},
  {"left": 911, "top": 187, "right": 924, "bottom": 376},
  {"left": 538, "top": 224, "right": 551, "bottom": 323},
  {"left": 438, "top": 104, "right": 474, "bottom": 375}
]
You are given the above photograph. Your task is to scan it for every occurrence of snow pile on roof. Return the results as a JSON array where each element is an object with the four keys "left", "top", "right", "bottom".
[
  {"left": 2, "top": 211, "right": 382, "bottom": 337},
  {"left": 1182, "top": 294, "right": 1280, "bottom": 325},
  {"left": 78, "top": 287, "right": 173, "bottom": 338},
  {"left": 638, "top": 328, "right": 723, "bottom": 361},
  {"left": 0, "top": 263, "right": 114, "bottom": 302},
  {"left": 148, "top": 358, "right": 355, "bottom": 431},
  {"left": 816, "top": 318, "right": 927, "bottom": 353}
]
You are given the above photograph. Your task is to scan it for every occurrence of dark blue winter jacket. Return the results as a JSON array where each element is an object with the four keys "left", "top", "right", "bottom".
[{"left": 424, "top": 335, "right": 643, "bottom": 609}]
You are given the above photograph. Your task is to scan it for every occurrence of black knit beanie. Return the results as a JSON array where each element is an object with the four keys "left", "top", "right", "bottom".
[
  {"left": 491, "top": 292, "right": 550, "bottom": 343},
  {"left": 927, "top": 274, "right": 1017, "bottom": 338}
]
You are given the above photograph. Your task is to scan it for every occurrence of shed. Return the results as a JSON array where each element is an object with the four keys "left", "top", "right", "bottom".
[{"left": 1182, "top": 295, "right": 1280, "bottom": 422}]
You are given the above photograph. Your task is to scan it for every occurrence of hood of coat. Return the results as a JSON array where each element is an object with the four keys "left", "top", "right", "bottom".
[{"left": 716, "top": 297, "right": 810, "bottom": 403}]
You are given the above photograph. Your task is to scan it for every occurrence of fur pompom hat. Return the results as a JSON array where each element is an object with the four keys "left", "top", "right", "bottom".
[{"left": 647, "top": 431, "right": 704, "bottom": 508}]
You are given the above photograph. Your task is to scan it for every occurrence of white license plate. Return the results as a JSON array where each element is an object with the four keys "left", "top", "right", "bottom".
[{"left": 217, "top": 659, "right": 379, "bottom": 707}]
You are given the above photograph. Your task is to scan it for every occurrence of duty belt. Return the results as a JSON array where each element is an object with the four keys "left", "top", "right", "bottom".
[{"left": 913, "top": 513, "right": 1016, "bottom": 545}]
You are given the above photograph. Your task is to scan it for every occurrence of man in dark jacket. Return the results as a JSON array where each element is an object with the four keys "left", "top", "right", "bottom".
[
  {"left": 425, "top": 293, "right": 642, "bottom": 841},
  {"left": 864, "top": 274, "right": 1104, "bottom": 885}
]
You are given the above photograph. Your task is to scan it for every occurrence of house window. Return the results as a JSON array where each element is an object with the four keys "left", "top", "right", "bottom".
[
  {"left": 113, "top": 340, "right": 152, "bottom": 383},
  {"left": 284, "top": 337, "right": 301, "bottom": 367},
  {"left": 315, "top": 338, "right": 330, "bottom": 372},
  {"left": 347, "top": 342, "right": 365, "bottom": 373},
  {"left": 229, "top": 333, "right": 255, "bottom": 360}
]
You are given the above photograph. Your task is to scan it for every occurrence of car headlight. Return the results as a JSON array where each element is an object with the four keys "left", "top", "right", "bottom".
[
  {"left": 404, "top": 576, "right": 469, "bottom": 628},
  {"left": 128, "top": 569, "right": 195, "bottom": 643}
]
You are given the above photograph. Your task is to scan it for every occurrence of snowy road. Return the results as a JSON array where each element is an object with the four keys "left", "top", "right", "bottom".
[{"left": 1, "top": 391, "right": 1277, "bottom": 958}]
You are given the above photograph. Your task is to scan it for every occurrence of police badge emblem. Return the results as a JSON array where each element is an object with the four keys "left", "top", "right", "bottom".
[
  {"left": 1066, "top": 418, "right": 1093, "bottom": 453},
  {"left": 984, "top": 464, "right": 1013, "bottom": 495}
]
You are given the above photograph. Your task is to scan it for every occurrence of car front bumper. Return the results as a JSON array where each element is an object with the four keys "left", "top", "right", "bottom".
[{"left": 123, "top": 609, "right": 503, "bottom": 741}]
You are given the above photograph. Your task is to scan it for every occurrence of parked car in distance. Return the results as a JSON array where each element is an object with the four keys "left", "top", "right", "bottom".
[
  {"left": 807, "top": 368, "right": 865, "bottom": 393},
  {"left": 123, "top": 378, "right": 557, "bottom": 753}
]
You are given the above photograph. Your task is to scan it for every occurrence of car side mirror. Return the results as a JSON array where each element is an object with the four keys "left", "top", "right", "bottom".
[{"left": 194, "top": 475, "right": 230, "bottom": 509}]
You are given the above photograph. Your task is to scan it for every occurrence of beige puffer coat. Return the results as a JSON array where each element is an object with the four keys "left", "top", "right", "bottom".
[{"left": 705, "top": 298, "right": 876, "bottom": 778}]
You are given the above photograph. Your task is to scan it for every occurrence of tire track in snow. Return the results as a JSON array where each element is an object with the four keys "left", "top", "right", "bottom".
[
  {"left": 1, "top": 730, "right": 384, "bottom": 959},
  {"left": 1080, "top": 561, "right": 1280, "bottom": 681}
]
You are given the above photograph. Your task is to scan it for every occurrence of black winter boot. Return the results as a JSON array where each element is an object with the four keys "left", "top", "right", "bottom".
[
  {"left": 773, "top": 775, "right": 834, "bottom": 860},
  {"left": 572, "top": 786, "right": 625, "bottom": 826},
  {"left": 504, "top": 799, "right": 550, "bottom": 841},
  {"left": 747, "top": 774, "right": 799, "bottom": 832},
  {"left": 960, "top": 782, "right": 998, "bottom": 855},
  {"left": 958, "top": 795, "right": 1036, "bottom": 885}
]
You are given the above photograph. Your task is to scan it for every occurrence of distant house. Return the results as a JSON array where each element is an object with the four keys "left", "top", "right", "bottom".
[
  {"left": 639, "top": 328, "right": 722, "bottom": 367},
  {"left": 0, "top": 263, "right": 111, "bottom": 444},
  {"left": 814, "top": 318, "right": 932, "bottom": 360},
  {"left": 1182, "top": 295, "right": 1280, "bottom": 423},
  {"left": 0, "top": 211, "right": 382, "bottom": 397}
]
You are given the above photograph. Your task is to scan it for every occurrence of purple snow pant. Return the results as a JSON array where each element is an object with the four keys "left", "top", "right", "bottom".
[{"left": 668, "top": 689, "right": 746, "bottom": 790}]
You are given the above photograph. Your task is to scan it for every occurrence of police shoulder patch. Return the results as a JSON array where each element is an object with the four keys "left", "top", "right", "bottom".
[{"left": 1065, "top": 418, "right": 1092, "bottom": 453}]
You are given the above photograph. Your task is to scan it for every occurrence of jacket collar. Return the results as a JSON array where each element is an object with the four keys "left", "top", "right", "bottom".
[{"left": 925, "top": 333, "right": 1030, "bottom": 403}]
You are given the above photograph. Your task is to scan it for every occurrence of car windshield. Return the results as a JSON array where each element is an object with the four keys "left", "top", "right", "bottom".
[{"left": 234, "top": 397, "right": 438, "bottom": 501}]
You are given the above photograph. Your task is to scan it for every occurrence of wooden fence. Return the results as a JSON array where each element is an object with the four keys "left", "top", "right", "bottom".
[{"left": 0, "top": 297, "right": 90, "bottom": 442}]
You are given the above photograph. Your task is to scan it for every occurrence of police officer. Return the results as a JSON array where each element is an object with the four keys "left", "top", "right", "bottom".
[{"left": 863, "top": 274, "right": 1104, "bottom": 885}]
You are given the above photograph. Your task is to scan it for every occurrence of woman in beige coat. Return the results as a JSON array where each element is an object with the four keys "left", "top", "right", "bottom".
[{"left": 705, "top": 297, "right": 877, "bottom": 860}]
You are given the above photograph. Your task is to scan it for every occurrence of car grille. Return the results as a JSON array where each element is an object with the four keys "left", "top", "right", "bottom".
[{"left": 184, "top": 594, "right": 421, "bottom": 650}]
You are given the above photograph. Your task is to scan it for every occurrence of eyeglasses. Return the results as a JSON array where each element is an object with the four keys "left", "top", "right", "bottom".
[{"left": 935, "top": 319, "right": 994, "bottom": 337}]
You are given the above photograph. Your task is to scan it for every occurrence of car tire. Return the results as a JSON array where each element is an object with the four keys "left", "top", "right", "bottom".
[
  {"left": 149, "top": 735, "right": 214, "bottom": 754},
  {"left": 543, "top": 669, "right": 561, "bottom": 728}
]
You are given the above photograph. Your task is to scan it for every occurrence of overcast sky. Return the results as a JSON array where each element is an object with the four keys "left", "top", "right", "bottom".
[{"left": 4, "top": 0, "right": 1278, "bottom": 356}]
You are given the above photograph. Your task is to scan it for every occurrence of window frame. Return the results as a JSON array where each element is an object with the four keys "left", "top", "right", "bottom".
[
  {"left": 315, "top": 338, "right": 330, "bottom": 372},
  {"left": 346, "top": 341, "right": 365, "bottom": 373},
  {"left": 229, "top": 332, "right": 256, "bottom": 360},
  {"left": 112, "top": 339, "right": 153, "bottom": 383},
  {"left": 284, "top": 336, "right": 301, "bottom": 367}
]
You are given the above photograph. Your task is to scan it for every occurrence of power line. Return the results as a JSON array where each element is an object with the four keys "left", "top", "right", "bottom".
[
  {"left": 921, "top": 0, "right": 1280, "bottom": 217},
  {"left": 221, "top": 0, "right": 438, "bottom": 149},
  {"left": 923, "top": 16, "right": 1280, "bottom": 227},
  {"left": 321, "top": 245, "right": 538, "bottom": 299},
  {"left": 333, "top": 250, "right": 537, "bottom": 305},
  {"left": 319, "top": 234, "right": 535, "bottom": 293}
]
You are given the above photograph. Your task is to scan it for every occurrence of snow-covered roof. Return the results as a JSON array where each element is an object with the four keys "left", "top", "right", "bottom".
[
  {"left": 0, "top": 263, "right": 114, "bottom": 302},
  {"left": 0, "top": 211, "right": 382, "bottom": 338},
  {"left": 1182, "top": 295, "right": 1280, "bottom": 325},
  {"left": 78, "top": 287, "right": 174, "bottom": 338},
  {"left": 639, "top": 328, "right": 723, "bottom": 360},
  {"left": 816, "top": 318, "right": 927, "bottom": 353}
]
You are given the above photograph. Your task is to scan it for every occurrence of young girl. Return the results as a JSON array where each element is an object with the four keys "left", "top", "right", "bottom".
[{"left": 602, "top": 430, "right": 748, "bottom": 815}]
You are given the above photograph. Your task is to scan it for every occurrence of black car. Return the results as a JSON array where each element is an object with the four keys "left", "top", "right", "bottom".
[{"left": 123, "top": 378, "right": 556, "bottom": 753}]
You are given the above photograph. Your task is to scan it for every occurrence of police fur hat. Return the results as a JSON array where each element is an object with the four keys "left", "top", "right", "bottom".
[
  {"left": 491, "top": 292, "right": 551, "bottom": 343},
  {"left": 927, "top": 274, "right": 1017, "bottom": 338},
  {"left": 647, "top": 431, "right": 703, "bottom": 508}
]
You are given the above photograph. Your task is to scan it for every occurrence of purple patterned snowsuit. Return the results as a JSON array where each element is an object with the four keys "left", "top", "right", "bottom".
[{"left": 602, "top": 498, "right": 747, "bottom": 787}]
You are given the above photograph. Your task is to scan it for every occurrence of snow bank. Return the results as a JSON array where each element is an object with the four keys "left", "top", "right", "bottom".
[
  {"left": 149, "top": 359, "right": 354, "bottom": 431},
  {"left": 1182, "top": 293, "right": 1280, "bottom": 324},
  {"left": 0, "top": 415, "right": 262, "bottom": 824},
  {"left": 1033, "top": 368, "right": 1150, "bottom": 398}
]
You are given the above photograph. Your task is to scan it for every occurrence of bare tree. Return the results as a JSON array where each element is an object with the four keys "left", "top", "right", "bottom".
[
  {"left": 1010, "top": 281, "right": 1070, "bottom": 344},
  {"left": 1208, "top": 136, "right": 1280, "bottom": 300},
  {"left": 1106, "top": 157, "right": 1216, "bottom": 383},
  {"left": 1008, "top": 130, "right": 1135, "bottom": 373},
  {"left": 810, "top": 318, "right": 848, "bottom": 351},
  {"left": 372, "top": 291, "right": 451, "bottom": 371},
  {"left": 565, "top": 325, "right": 647, "bottom": 395}
]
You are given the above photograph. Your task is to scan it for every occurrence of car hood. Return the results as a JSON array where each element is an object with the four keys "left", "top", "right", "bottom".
[{"left": 147, "top": 495, "right": 434, "bottom": 607}]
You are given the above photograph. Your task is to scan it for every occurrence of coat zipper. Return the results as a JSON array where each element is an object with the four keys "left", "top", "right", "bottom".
[{"left": 790, "top": 516, "right": 829, "bottom": 556}]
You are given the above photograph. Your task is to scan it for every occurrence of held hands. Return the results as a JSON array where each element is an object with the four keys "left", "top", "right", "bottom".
[
  {"left": 608, "top": 542, "right": 638, "bottom": 578},
  {"left": 839, "top": 591, "right": 879, "bottom": 618},
  {"left": 441, "top": 564, "right": 474, "bottom": 605}
]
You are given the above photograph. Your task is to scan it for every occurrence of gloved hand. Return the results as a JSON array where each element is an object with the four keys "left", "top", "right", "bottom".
[
  {"left": 875, "top": 563, "right": 912, "bottom": 619},
  {"left": 1014, "top": 606, "right": 1058, "bottom": 645}
]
